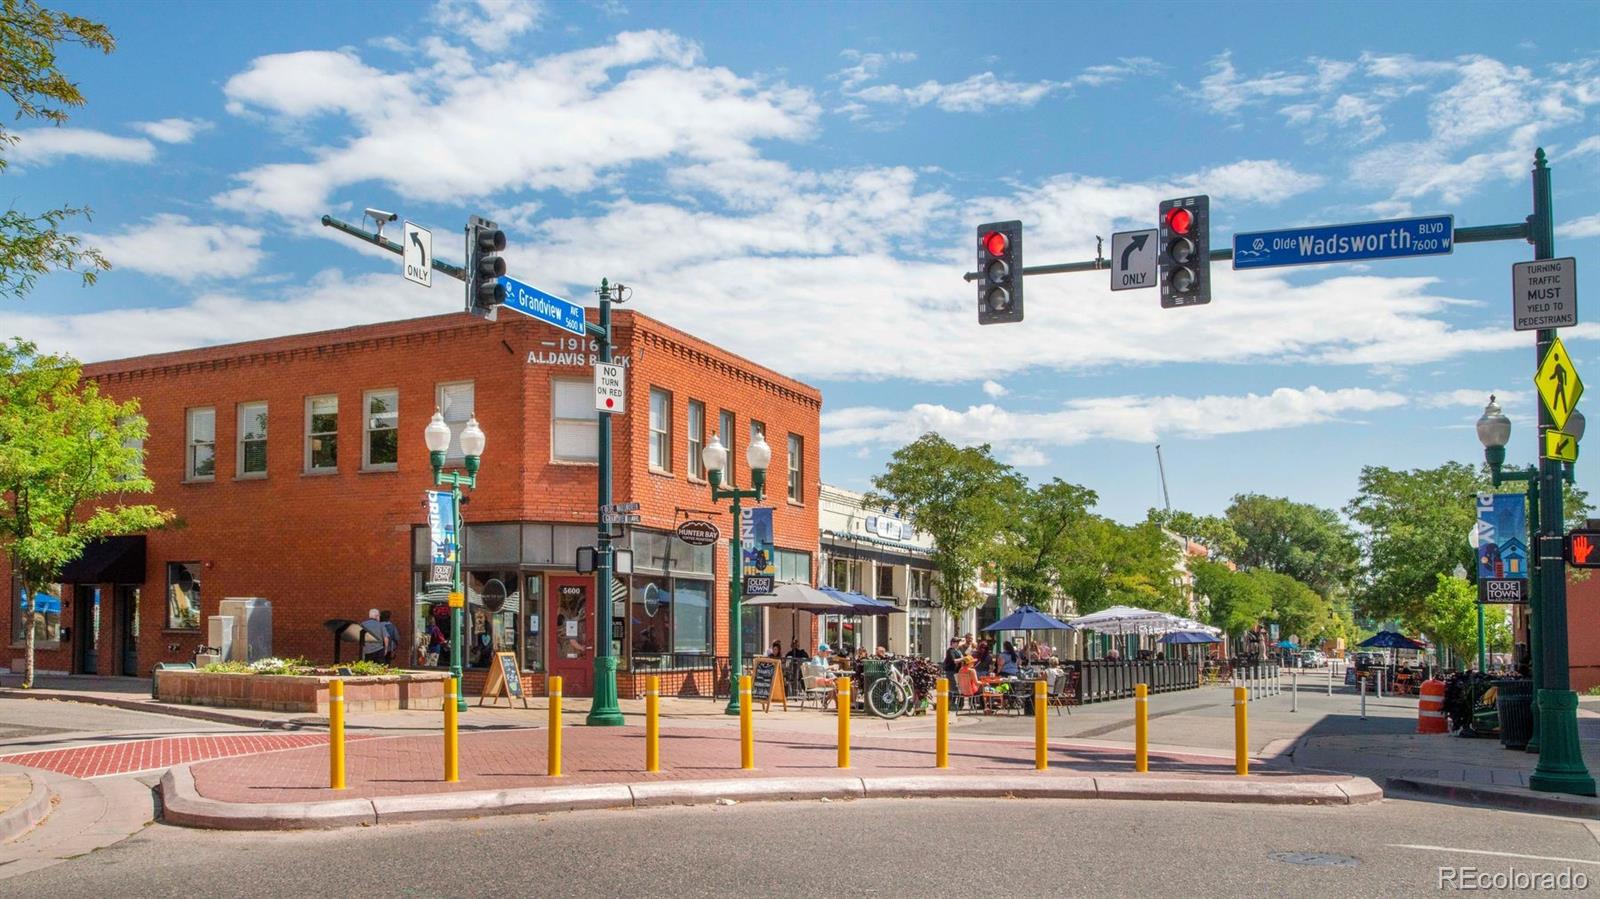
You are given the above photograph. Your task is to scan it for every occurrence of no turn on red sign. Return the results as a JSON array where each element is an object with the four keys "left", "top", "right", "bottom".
[{"left": 595, "top": 362, "right": 625, "bottom": 414}]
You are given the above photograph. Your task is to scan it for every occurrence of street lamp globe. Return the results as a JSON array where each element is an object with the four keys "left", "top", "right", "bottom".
[
  {"left": 1567, "top": 409, "right": 1586, "bottom": 443},
  {"left": 746, "top": 430, "right": 771, "bottom": 471},
  {"left": 424, "top": 411, "right": 452, "bottom": 454},
  {"left": 1476, "top": 395, "right": 1512, "bottom": 449},
  {"left": 460, "top": 417, "right": 487, "bottom": 458},
  {"left": 701, "top": 434, "right": 728, "bottom": 477}
]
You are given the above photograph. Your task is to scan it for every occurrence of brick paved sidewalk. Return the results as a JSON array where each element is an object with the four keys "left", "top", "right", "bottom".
[
  {"left": 0, "top": 733, "right": 381, "bottom": 778},
  {"left": 190, "top": 726, "right": 1347, "bottom": 805}
]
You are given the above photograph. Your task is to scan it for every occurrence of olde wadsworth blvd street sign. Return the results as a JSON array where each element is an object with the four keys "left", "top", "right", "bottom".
[
  {"left": 1513, "top": 257, "right": 1577, "bottom": 331},
  {"left": 1536, "top": 335, "right": 1583, "bottom": 432},
  {"left": 1232, "top": 215, "right": 1453, "bottom": 270}
]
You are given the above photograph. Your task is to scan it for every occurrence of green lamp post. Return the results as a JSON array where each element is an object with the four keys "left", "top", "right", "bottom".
[
  {"left": 700, "top": 430, "right": 771, "bottom": 715},
  {"left": 426, "top": 410, "right": 486, "bottom": 714}
]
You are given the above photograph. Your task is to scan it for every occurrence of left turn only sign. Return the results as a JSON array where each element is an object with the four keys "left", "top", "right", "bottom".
[
  {"left": 403, "top": 222, "right": 431, "bottom": 287},
  {"left": 595, "top": 362, "right": 625, "bottom": 414}
]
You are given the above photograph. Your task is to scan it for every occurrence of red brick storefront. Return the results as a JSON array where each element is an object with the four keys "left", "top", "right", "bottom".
[{"left": 3, "top": 310, "right": 821, "bottom": 697}]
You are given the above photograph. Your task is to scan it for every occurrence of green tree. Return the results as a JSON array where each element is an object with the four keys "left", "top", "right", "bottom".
[
  {"left": 867, "top": 434, "right": 1023, "bottom": 629},
  {"left": 1191, "top": 559, "right": 1269, "bottom": 637},
  {"left": 1000, "top": 478, "right": 1097, "bottom": 610},
  {"left": 1057, "top": 517, "right": 1183, "bottom": 616},
  {"left": 1416, "top": 573, "right": 1512, "bottom": 664},
  {"left": 1149, "top": 507, "right": 1241, "bottom": 561},
  {"left": 0, "top": 339, "right": 171, "bottom": 687},
  {"left": 1249, "top": 568, "right": 1331, "bottom": 644},
  {"left": 1225, "top": 493, "right": 1359, "bottom": 599},
  {"left": 0, "top": 1, "right": 115, "bottom": 296}
]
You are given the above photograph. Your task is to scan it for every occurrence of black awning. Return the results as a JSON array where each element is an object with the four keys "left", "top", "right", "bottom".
[{"left": 59, "top": 535, "right": 146, "bottom": 583}]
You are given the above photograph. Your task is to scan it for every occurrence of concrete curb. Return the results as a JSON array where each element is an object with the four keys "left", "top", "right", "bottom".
[
  {"left": 0, "top": 771, "right": 53, "bottom": 843},
  {"left": 1385, "top": 776, "right": 1600, "bottom": 820},
  {"left": 159, "top": 766, "right": 1384, "bottom": 831},
  {"left": 0, "top": 688, "right": 317, "bottom": 731}
]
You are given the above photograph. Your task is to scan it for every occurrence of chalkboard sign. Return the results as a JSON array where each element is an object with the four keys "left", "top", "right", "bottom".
[
  {"left": 750, "top": 657, "right": 786, "bottom": 712},
  {"left": 479, "top": 651, "right": 529, "bottom": 708}
]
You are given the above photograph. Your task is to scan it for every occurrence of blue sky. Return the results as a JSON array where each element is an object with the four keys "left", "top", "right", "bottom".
[{"left": 3, "top": 0, "right": 1598, "bottom": 524}]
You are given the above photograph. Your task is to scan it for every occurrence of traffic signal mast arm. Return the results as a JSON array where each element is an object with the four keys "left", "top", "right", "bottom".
[
  {"left": 961, "top": 221, "right": 1532, "bottom": 282},
  {"left": 322, "top": 215, "right": 467, "bottom": 282}
]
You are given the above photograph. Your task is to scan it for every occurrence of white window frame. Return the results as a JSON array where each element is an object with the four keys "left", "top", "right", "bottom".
[
  {"left": 305, "top": 395, "right": 338, "bottom": 473},
  {"left": 186, "top": 407, "right": 215, "bottom": 482},
  {"left": 363, "top": 388, "right": 399, "bottom": 471},
  {"left": 552, "top": 379, "right": 598, "bottom": 463},
  {"left": 435, "top": 381, "right": 475, "bottom": 464},
  {"left": 237, "top": 401, "right": 268, "bottom": 478},
  {"left": 687, "top": 400, "right": 705, "bottom": 481},
  {"left": 787, "top": 433, "right": 802, "bottom": 503},
  {"left": 649, "top": 387, "right": 672, "bottom": 473},
  {"left": 719, "top": 410, "right": 735, "bottom": 486}
]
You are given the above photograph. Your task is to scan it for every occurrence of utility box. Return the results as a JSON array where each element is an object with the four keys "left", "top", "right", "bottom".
[
  {"left": 218, "top": 597, "right": 273, "bottom": 662},
  {"left": 207, "top": 615, "right": 235, "bottom": 661}
]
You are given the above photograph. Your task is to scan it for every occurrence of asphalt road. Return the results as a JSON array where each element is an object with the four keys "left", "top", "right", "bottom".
[{"left": 8, "top": 796, "right": 1599, "bottom": 898}]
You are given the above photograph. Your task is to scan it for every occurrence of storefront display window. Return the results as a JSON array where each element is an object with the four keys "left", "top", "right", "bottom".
[
  {"left": 166, "top": 562, "right": 201, "bottom": 630},
  {"left": 467, "top": 569, "right": 518, "bottom": 669},
  {"left": 673, "top": 580, "right": 711, "bottom": 654},
  {"left": 631, "top": 575, "right": 671, "bottom": 663},
  {"left": 12, "top": 581, "right": 62, "bottom": 644},
  {"left": 523, "top": 574, "right": 544, "bottom": 672}
]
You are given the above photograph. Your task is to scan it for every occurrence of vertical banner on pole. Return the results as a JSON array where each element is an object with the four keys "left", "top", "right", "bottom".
[
  {"left": 426, "top": 490, "right": 458, "bottom": 585},
  {"left": 741, "top": 507, "right": 776, "bottom": 596},
  {"left": 1476, "top": 492, "right": 1530, "bottom": 604}
]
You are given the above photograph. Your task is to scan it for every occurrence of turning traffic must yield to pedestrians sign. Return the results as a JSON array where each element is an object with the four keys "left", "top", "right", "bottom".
[
  {"left": 1536, "top": 335, "right": 1583, "bottom": 432},
  {"left": 1110, "top": 229, "right": 1157, "bottom": 292},
  {"left": 1232, "top": 215, "right": 1453, "bottom": 270},
  {"left": 1513, "top": 257, "right": 1577, "bottom": 331}
]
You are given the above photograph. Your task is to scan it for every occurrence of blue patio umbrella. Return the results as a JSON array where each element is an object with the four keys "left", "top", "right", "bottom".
[
  {"left": 1160, "top": 630, "right": 1221, "bottom": 644},
  {"left": 1277, "top": 639, "right": 1299, "bottom": 650},
  {"left": 982, "top": 605, "right": 1075, "bottom": 632},
  {"left": 1358, "top": 630, "right": 1424, "bottom": 650}
]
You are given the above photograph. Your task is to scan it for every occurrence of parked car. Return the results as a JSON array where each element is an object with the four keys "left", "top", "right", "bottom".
[{"left": 1299, "top": 650, "right": 1327, "bottom": 668}]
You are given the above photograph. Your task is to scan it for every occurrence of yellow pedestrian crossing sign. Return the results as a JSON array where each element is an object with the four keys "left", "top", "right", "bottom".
[
  {"left": 1536, "top": 336, "right": 1582, "bottom": 431},
  {"left": 1545, "top": 429, "right": 1579, "bottom": 462}
]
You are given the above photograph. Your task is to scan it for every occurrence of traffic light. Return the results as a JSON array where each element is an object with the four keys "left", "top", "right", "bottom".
[
  {"left": 466, "top": 215, "right": 507, "bottom": 317},
  {"left": 977, "top": 220, "right": 1023, "bottom": 325},
  {"left": 1158, "top": 196, "right": 1210, "bottom": 308}
]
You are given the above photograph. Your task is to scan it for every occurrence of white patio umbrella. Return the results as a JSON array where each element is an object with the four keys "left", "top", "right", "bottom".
[{"left": 1068, "top": 605, "right": 1179, "bottom": 635}]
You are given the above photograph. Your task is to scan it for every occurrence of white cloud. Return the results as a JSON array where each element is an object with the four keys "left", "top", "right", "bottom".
[
  {"left": 854, "top": 71, "right": 1067, "bottom": 113},
  {"left": 133, "top": 117, "right": 212, "bottom": 144},
  {"left": 9, "top": 128, "right": 155, "bottom": 165},
  {"left": 82, "top": 215, "right": 264, "bottom": 282},
  {"left": 821, "top": 387, "right": 1409, "bottom": 451},
  {"left": 0, "top": 270, "right": 446, "bottom": 362},
  {"left": 1198, "top": 52, "right": 1312, "bottom": 116},
  {"left": 1421, "top": 389, "right": 1525, "bottom": 409},
  {"left": 216, "top": 31, "right": 819, "bottom": 218},
  {"left": 430, "top": 0, "right": 543, "bottom": 53},
  {"left": 981, "top": 379, "right": 1008, "bottom": 398},
  {"left": 1558, "top": 213, "right": 1600, "bottom": 240}
]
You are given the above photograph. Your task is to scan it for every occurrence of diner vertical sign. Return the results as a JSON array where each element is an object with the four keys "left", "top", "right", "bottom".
[
  {"left": 742, "top": 507, "right": 776, "bottom": 595},
  {"left": 1476, "top": 492, "right": 1530, "bottom": 603},
  {"left": 426, "top": 490, "right": 458, "bottom": 585}
]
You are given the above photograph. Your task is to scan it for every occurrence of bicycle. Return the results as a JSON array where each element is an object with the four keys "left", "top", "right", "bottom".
[{"left": 865, "top": 658, "right": 915, "bottom": 719}]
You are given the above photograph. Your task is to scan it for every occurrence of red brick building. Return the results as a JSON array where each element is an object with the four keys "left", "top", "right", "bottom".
[{"left": 3, "top": 310, "right": 821, "bottom": 697}]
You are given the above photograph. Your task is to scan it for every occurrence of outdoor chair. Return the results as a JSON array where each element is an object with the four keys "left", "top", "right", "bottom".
[
  {"left": 799, "top": 673, "right": 835, "bottom": 710},
  {"left": 955, "top": 668, "right": 983, "bottom": 713},
  {"left": 1047, "top": 670, "right": 1077, "bottom": 716}
]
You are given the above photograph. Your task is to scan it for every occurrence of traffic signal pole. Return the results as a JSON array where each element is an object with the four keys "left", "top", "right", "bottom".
[{"left": 587, "top": 279, "right": 625, "bottom": 726}]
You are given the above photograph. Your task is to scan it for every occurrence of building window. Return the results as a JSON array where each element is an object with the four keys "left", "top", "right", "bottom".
[
  {"left": 673, "top": 580, "right": 712, "bottom": 654},
  {"left": 750, "top": 419, "right": 765, "bottom": 443},
  {"left": 116, "top": 417, "right": 145, "bottom": 483},
  {"left": 364, "top": 389, "right": 399, "bottom": 469},
  {"left": 719, "top": 410, "right": 735, "bottom": 486},
  {"left": 828, "top": 557, "right": 861, "bottom": 593},
  {"left": 649, "top": 388, "right": 672, "bottom": 472},
  {"left": 186, "top": 407, "right": 215, "bottom": 481},
  {"left": 787, "top": 434, "right": 802, "bottom": 503},
  {"left": 167, "top": 562, "right": 201, "bottom": 630},
  {"left": 687, "top": 400, "right": 705, "bottom": 480},
  {"left": 552, "top": 379, "right": 597, "bottom": 462},
  {"left": 306, "top": 395, "right": 338, "bottom": 472},
  {"left": 435, "top": 381, "right": 475, "bottom": 463},
  {"left": 776, "top": 550, "right": 811, "bottom": 584},
  {"left": 237, "top": 402, "right": 268, "bottom": 477},
  {"left": 911, "top": 569, "right": 933, "bottom": 601},
  {"left": 877, "top": 565, "right": 895, "bottom": 598},
  {"left": 631, "top": 576, "right": 671, "bottom": 660},
  {"left": 12, "top": 581, "right": 62, "bottom": 644}
]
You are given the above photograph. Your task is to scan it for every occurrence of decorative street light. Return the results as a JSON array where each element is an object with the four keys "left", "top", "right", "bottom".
[
  {"left": 426, "top": 411, "right": 485, "bottom": 713},
  {"left": 701, "top": 430, "right": 770, "bottom": 715}
]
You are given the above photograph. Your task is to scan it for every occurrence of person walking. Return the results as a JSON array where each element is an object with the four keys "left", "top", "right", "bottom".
[
  {"left": 360, "top": 608, "right": 386, "bottom": 662},
  {"left": 379, "top": 609, "right": 401, "bottom": 666}
]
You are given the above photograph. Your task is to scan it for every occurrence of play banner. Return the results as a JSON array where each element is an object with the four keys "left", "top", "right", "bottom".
[
  {"left": 741, "top": 506, "right": 775, "bottom": 595},
  {"left": 426, "top": 490, "right": 458, "bottom": 585},
  {"left": 1476, "top": 492, "right": 1529, "bottom": 603}
]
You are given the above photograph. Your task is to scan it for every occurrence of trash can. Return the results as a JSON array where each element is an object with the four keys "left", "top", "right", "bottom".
[
  {"left": 861, "top": 660, "right": 888, "bottom": 706},
  {"left": 1495, "top": 678, "right": 1534, "bottom": 750}
]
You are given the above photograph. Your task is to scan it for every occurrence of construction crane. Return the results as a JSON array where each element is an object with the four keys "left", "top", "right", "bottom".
[{"left": 1155, "top": 444, "right": 1172, "bottom": 514}]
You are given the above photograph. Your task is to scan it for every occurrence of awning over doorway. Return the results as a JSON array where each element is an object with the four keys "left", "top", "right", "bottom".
[{"left": 58, "top": 535, "right": 146, "bottom": 583}]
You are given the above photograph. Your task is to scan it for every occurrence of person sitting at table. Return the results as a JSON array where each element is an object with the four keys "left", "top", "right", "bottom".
[
  {"left": 1106, "top": 647, "right": 1121, "bottom": 661},
  {"left": 1042, "top": 656, "right": 1065, "bottom": 690},
  {"left": 786, "top": 640, "right": 810, "bottom": 660},
  {"left": 973, "top": 639, "right": 992, "bottom": 673},
  {"left": 1024, "top": 640, "right": 1043, "bottom": 664},
  {"left": 767, "top": 640, "right": 784, "bottom": 659},
  {"left": 998, "top": 640, "right": 1022, "bottom": 677},
  {"left": 873, "top": 645, "right": 890, "bottom": 660}
]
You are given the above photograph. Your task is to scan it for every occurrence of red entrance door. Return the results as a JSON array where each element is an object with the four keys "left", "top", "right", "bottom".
[{"left": 548, "top": 576, "right": 594, "bottom": 695}]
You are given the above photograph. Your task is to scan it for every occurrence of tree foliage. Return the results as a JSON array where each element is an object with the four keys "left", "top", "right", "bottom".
[
  {"left": 1224, "top": 493, "right": 1359, "bottom": 598},
  {"left": 0, "top": 339, "right": 171, "bottom": 686},
  {"left": 0, "top": 0, "right": 114, "bottom": 296},
  {"left": 999, "top": 477, "right": 1097, "bottom": 610},
  {"left": 1417, "top": 573, "right": 1512, "bottom": 665}
]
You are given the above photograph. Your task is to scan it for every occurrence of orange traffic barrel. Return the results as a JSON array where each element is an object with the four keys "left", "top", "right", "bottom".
[{"left": 1417, "top": 678, "right": 1447, "bottom": 734}]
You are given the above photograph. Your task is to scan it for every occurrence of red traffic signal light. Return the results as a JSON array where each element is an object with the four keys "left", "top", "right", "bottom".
[
  {"left": 976, "top": 220, "right": 1022, "bottom": 325},
  {"left": 1164, "top": 207, "right": 1193, "bottom": 236},
  {"left": 982, "top": 230, "right": 1009, "bottom": 257}
]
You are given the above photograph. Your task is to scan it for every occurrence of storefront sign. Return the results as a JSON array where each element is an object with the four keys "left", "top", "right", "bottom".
[
  {"left": 426, "top": 490, "right": 457, "bottom": 585},
  {"left": 1476, "top": 492, "right": 1530, "bottom": 603},
  {"left": 676, "top": 519, "right": 720, "bottom": 546},
  {"left": 527, "top": 336, "right": 631, "bottom": 368},
  {"left": 741, "top": 507, "right": 775, "bottom": 595},
  {"left": 863, "top": 514, "right": 912, "bottom": 541}
]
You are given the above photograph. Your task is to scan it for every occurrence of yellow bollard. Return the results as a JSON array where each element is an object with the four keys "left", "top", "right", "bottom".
[
  {"left": 1233, "top": 685, "right": 1248, "bottom": 776},
  {"left": 548, "top": 675, "right": 563, "bottom": 777},
  {"left": 935, "top": 677, "right": 949, "bottom": 769},
  {"left": 1034, "top": 679, "right": 1048, "bottom": 770},
  {"left": 443, "top": 676, "right": 459, "bottom": 783},
  {"left": 328, "top": 679, "right": 346, "bottom": 790},
  {"left": 645, "top": 674, "right": 660, "bottom": 773},
  {"left": 739, "top": 675, "right": 754, "bottom": 770},
  {"left": 837, "top": 678, "right": 851, "bottom": 769},
  {"left": 1134, "top": 683, "right": 1148, "bottom": 773}
]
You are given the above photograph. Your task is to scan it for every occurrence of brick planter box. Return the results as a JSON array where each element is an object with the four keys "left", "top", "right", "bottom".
[{"left": 155, "top": 669, "right": 450, "bottom": 715}]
